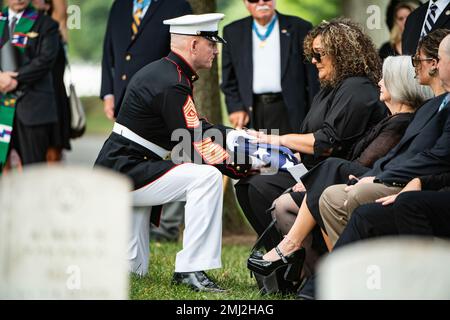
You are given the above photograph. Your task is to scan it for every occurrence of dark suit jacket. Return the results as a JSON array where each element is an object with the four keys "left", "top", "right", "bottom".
[
  {"left": 420, "top": 171, "right": 450, "bottom": 191},
  {"left": 100, "top": 0, "right": 192, "bottom": 116},
  {"left": 221, "top": 12, "right": 319, "bottom": 132},
  {"left": 402, "top": 1, "right": 450, "bottom": 55},
  {"left": 366, "top": 94, "right": 450, "bottom": 185},
  {"left": 1, "top": 11, "right": 59, "bottom": 126}
]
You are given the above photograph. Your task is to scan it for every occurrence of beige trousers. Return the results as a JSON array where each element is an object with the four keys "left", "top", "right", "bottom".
[{"left": 319, "top": 183, "right": 402, "bottom": 246}]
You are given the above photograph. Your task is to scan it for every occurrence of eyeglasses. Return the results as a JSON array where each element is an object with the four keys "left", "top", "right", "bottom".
[
  {"left": 309, "top": 51, "right": 327, "bottom": 63},
  {"left": 247, "top": 0, "right": 272, "bottom": 3},
  {"left": 411, "top": 55, "right": 435, "bottom": 67}
]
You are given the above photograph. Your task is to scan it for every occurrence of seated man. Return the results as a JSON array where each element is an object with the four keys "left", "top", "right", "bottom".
[
  {"left": 95, "top": 14, "right": 251, "bottom": 292},
  {"left": 335, "top": 171, "right": 450, "bottom": 247}
]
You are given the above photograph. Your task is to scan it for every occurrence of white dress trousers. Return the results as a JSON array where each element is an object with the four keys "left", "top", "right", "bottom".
[{"left": 128, "top": 163, "right": 223, "bottom": 275}]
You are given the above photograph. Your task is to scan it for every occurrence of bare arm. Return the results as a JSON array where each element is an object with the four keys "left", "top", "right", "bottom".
[
  {"left": 51, "top": 0, "right": 68, "bottom": 43},
  {"left": 280, "top": 133, "right": 316, "bottom": 155}
]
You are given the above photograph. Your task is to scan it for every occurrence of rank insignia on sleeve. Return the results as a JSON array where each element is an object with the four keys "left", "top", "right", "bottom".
[
  {"left": 194, "top": 137, "right": 230, "bottom": 165},
  {"left": 183, "top": 95, "right": 200, "bottom": 128}
]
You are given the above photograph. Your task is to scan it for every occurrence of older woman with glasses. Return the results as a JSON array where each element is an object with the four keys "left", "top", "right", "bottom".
[{"left": 235, "top": 18, "right": 385, "bottom": 292}]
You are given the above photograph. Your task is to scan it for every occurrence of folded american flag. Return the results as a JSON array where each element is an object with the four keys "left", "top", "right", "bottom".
[{"left": 226, "top": 130, "right": 299, "bottom": 171}]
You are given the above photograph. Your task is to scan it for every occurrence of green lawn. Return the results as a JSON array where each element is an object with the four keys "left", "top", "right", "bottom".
[{"left": 129, "top": 241, "right": 295, "bottom": 300}]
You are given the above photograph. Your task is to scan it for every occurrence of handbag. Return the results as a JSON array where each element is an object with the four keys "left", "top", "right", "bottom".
[
  {"left": 68, "top": 82, "right": 86, "bottom": 138},
  {"left": 66, "top": 55, "right": 86, "bottom": 139}
]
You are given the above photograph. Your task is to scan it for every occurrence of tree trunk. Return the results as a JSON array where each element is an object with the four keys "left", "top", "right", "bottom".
[{"left": 187, "top": 0, "right": 251, "bottom": 234}]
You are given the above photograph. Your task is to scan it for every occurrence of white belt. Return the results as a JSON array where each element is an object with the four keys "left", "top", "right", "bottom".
[{"left": 113, "top": 122, "right": 170, "bottom": 159}]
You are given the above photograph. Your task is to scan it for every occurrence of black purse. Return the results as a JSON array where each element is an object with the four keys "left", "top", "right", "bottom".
[{"left": 65, "top": 54, "right": 86, "bottom": 139}]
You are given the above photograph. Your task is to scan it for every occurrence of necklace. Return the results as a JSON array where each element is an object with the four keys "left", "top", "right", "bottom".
[{"left": 253, "top": 15, "right": 277, "bottom": 48}]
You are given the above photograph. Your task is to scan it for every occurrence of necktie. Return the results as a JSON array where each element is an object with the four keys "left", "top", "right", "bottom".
[
  {"left": 438, "top": 93, "right": 450, "bottom": 112},
  {"left": 9, "top": 16, "right": 18, "bottom": 40},
  {"left": 132, "top": 0, "right": 144, "bottom": 37},
  {"left": 421, "top": 2, "right": 438, "bottom": 37}
]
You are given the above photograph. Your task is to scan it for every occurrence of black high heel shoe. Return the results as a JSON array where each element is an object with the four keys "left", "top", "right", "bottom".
[{"left": 247, "top": 246, "right": 305, "bottom": 282}]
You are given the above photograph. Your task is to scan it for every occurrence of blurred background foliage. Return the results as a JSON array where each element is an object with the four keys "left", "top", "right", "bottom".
[{"left": 67, "top": 0, "right": 341, "bottom": 63}]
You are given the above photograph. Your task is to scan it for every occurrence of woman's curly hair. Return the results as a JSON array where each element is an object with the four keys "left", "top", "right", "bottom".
[{"left": 304, "top": 18, "right": 382, "bottom": 88}]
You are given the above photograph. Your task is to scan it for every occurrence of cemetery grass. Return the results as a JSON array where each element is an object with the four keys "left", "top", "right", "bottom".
[{"left": 130, "top": 241, "right": 295, "bottom": 300}]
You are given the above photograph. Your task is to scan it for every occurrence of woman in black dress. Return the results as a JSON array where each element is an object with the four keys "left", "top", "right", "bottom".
[
  {"left": 33, "top": 0, "right": 71, "bottom": 162},
  {"left": 378, "top": 1, "right": 417, "bottom": 60},
  {"left": 235, "top": 19, "right": 385, "bottom": 256}
]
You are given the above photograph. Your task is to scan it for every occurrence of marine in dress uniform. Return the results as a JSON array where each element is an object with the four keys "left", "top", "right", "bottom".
[{"left": 95, "top": 14, "right": 251, "bottom": 292}]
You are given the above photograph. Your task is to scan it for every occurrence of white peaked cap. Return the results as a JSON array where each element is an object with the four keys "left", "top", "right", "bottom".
[{"left": 163, "top": 13, "right": 226, "bottom": 43}]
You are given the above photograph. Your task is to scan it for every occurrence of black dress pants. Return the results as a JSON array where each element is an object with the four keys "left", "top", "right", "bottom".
[
  {"left": 252, "top": 94, "right": 293, "bottom": 135},
  {"left": 335, "top": 191, "right": 450, "bottom": 250}
]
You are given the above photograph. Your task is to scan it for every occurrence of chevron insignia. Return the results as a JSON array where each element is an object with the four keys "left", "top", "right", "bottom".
[
  {"left": 0, "top": 124, "right": 12, "bottom": 143},
  {"left": 193, "top": 137, "right": 229, "bottom": 165},
  {"left": 182, "top": 95, "right": 200, "bottom": 128}
]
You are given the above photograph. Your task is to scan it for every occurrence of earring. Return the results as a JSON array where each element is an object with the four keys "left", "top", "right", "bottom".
[{"left": 429, "top": 68, "right": 438, "bottom": 77}]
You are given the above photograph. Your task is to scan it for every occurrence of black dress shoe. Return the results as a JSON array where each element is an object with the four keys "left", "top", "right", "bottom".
[
  {"left": 247, "top": 247, "right": 305, "bottom": 282},
  {"left": 172, "top": 271, "right": 227, "bottom": 293}
]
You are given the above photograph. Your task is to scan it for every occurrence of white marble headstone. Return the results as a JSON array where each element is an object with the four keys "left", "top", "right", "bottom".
[
  {"left": 317, "top": 237, "right": 450, "bottom": 300},
  {"left": 0, "top": 166, "right": 132, "bottom": 299}
]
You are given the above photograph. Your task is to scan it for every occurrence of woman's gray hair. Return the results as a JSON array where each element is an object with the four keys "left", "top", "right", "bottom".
[{"left": 383, "top": 55, "right": 434, "bottom": 109}]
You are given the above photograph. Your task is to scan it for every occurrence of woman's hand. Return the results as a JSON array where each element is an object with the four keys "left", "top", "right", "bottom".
[
  {"left": 375, "top": 178, "right": 422, "bottom": 206},
  {"left": 247, "top": 130, "right": 282, "bottom": 146},
  {"left": 292, "top": 181, "right": 306, "bottom": 193}
]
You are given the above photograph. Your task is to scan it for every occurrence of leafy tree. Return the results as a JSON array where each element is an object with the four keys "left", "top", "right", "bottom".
[{"left": 68, "top": 0, "right": 113, "bottom": 62}]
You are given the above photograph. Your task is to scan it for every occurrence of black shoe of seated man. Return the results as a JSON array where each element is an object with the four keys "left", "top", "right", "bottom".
[
  {"left": 172, "top": 271, "right": 227, "bottom": 293},
  {"left": 297, "top": 276, "right": 315, "bottom": 300}
]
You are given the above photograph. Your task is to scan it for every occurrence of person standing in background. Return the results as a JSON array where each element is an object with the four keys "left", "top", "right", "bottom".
[
  {"left": 31, "top": 0, "right": 71, "bottom": 162},
  {"left": 101, "top": 0, "right": 192, "bottom": 243},
  {"left": 402, "top": 0, "right": 450, "bottom": 55},
  {"left": 221, "top": 0, "right": 319, "bottom": 134},
  {"left": 0, "top": 0, "right": 59, "bottom": 170},
  {"left": 379, "top": 1, "right": 418, "bottom": 60}
]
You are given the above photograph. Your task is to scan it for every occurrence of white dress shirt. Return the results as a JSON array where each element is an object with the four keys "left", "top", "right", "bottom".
[
  {"left": 252, "top": 16, "right": 282, "bottom": 94},
  {"left": 8, "top": 9, "right": 24, "bottom": 31}
]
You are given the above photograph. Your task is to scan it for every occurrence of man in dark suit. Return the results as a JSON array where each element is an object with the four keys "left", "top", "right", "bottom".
[
  {"left": 221, "top": 0, "right": 319, "bottom": 134},
  {"left": 100, "top": 0, "right": 192, "bottom": 119},
  {"left": 402, "top": 0, "right": 450, "bottom": 55},
  {"left": 100, "top": 0, "right": 192, "bottom": 242},
  {"left": 0, "top": 0, "right": 59, "bottom": 169}
]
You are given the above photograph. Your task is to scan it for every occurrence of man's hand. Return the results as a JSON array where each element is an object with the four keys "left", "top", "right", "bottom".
[
  {"left": 229, "top": 110, "right": 249, "bottom": 129},
  {"left": 0, "top": 72, "right": 18, "bottom": 92},
  {"left": 376, "top": 178, "right": 422, "bottom": 206},
  {"left": 345, "top": 175, "right": 375, "bottom": 192},
  {"left": 103, "top": 95, "right": 115, "bottom": 121}
]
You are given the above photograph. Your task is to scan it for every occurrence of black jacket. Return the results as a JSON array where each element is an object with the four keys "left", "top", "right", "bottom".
[
  {"left": 420, "top": 171, "right": 450, "bottom": 191},
  {"left": 221, "top": 12, "right": 319, "bottom": 132},
  {"left": 402, "top": 0, "right": 450, "bottom": 55},
  {"left": 96, "top": 52, "right": 251, "bottom": 191},
  {"left": 100, "top": 0, "right": 192, "bottom": 116},
  {"left": 366, "top": 94, "right": 450, "bottom": 185},
  {"left": 0, "top": 12, "right": 59, "bottom": 126}
]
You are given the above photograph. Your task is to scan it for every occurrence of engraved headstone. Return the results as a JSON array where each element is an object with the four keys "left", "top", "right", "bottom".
[
  {"left": 0, "top": 166, "right": 132, "bottom": 299},
  {"left": 317, "top": 237, "right": 450, "bottom": 300}
]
